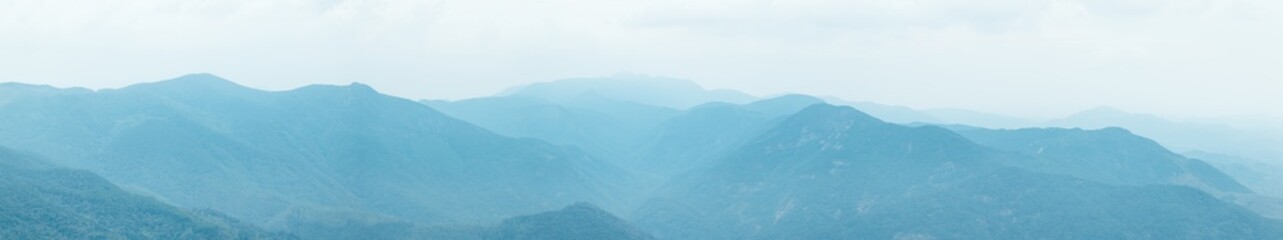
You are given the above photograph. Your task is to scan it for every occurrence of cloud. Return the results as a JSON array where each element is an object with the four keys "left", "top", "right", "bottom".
[{"left": 0, "top": 0, "right": 1281, "bottom": 119}]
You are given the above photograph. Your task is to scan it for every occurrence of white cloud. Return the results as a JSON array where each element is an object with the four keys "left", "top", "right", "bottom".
[{"left": 1, "top": 0, "right": 1281, "bottom": 119}]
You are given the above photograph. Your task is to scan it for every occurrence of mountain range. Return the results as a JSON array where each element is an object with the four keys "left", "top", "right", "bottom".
[
  {"left": 0, "top": 74, "right": 639, "bottom": 237},
  {"left": 633, "top": 104, "right": 1283, "bottom": 239},
  {"left": 2, "top": 73, "right": 1281, "bottom": 239}
]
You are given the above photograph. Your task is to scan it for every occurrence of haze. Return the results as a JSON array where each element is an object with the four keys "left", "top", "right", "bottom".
[{"left": 2, "top": 0, "right": 1282, "bottom": 120}]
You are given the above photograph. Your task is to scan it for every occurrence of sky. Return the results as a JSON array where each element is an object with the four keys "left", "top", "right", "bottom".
[{"left": 2, "top": 0, "right": 1282, "bottom": 120}]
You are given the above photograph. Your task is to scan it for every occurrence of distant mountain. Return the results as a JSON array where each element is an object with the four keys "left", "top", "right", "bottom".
[
  {"left": 0, "top": 83, "right": 92, "bottom": 106},
  {"left": 423, "top": 93, "right": 680, "bottom": 167},
  {"left": 499, "top": 74, "right": 758, "bottom": 109},
  {"left": 0, "top": 146, "right": 294, "bottom": 239},
  {"left": 1186, "top": 151, "right": 1283, "bottom": 197},
  {"left": 1184, "top": 151, "right": 1283, "bottom": 219},
  {"left": 633, "top": 104, "right": 1283, "bottom": 239},
  {"left": 922, "top": 108, "right": 1037, "bottom": 129},
  {"left": 948, "top": 126, "right": 1252, "bottom": 195},
  {"left": 0, "top": 74, "right": 634, "bottom": 236},
  {"left": 819, "top": 96, "right": 1036, "bottom": 128},
  {"left": 1045, "top": 107, "right": 1283, "bottom": 162},
  {"left": 819, "top": 96, "right": 939, "bottom": 124},
  {"left": 628, "top": 95, "right": 823, "bottom": 179}
]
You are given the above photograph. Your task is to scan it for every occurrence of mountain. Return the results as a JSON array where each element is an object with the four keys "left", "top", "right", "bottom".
[
  {"left": 422, "top": 93, "right": 680, "bottom": 167},
  {"left": 0, "top": 73, "right": 633, "bottom": 236},
  {"left": 632, "top": 104, "right": 1283, "bottom": 239},
  {"left": 819, "top": 96, "right": 1035, "bottom": 128},
  {"left": 0, "top": 146, "right": 294, "bottom": 239},
  {"left": 1045, "top": 107, "right": 1283, "bottom": 162},
  {"left": 0, "top": 83, "right": 92, "bottom": 106},
  {"left": 1184, "top": 151, "right": 1283, "bottom": 218},
  {"left": 499, "top": 73, "right": 758, "bottom": 109},
  {"left": 627, "top": 95, "right": 823, "bottom": 179},
  {"left": 922, "top": 108, "right": 1037, "bottom": 129},
  {"left": 947, "top": 126, "right": 1252, "bottom": 195},
  {"left": 480, "top": 202, "right": 655, "bottom": 240},
  {"left": 819, "top": 96, "right": 939, "bottom": 124},
  {"left": 410, "top": 202, "right": 656, "bottom": 240},
  {"left": 283, "top": 202, "right": 656, "bottom": 240},
  {"left": 1187, "top": 151, "right": 1283, "bottom": 197}
]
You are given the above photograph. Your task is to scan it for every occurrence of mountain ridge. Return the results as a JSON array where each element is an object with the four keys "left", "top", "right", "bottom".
[{"left": 0, "top": 74, "right": 637, "bottom": 237}]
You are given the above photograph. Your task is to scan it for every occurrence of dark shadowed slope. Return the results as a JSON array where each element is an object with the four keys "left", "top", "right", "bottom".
[
  {"left": 0, "top": 74, "right": 634, "bottom": 235},
  {"left": 0, "top": 146, "right": 294, "bottom": 239},
  {"left": 415, "top": 202, "right": 654, "bottom": 240},
  {"left": 633, "top": 104, "right": 1283, "bottom": 239},
  {"left": 285, "top": 202, "right": 654, "bottom": 240},
  {"left": 485, "top": 202, "right": 655, "bottom": 240}
]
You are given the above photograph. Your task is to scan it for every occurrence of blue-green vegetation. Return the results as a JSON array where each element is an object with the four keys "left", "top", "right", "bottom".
[
  {"left": 2, "top": 74, "right": 1281, "bottom": 239},
  {"left": 0, "top": 146, "right": 296, "bottom": 239}
]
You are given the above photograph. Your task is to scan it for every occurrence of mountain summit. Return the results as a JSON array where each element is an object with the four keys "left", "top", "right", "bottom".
[{"left": 499, "top": 74, "right": 757, "bottom": 109}]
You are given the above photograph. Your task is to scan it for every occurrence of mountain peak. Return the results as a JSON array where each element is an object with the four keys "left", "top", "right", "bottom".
[
  {"left": 124, "top": 73, "right": 250, "bottom": 94},
  {"left": 745, "top": 94, "right": 826, "bottom": 116},
  {"left": 166, "top": 73, "right": 239, "bottom": 87},
  {"left": 791, "top": 104, "right": 884, "bottom": 125},
  {"left": 754, "top": 94, "right": 825, "bottom": 106},
  {"left": 345, "top": 82, "right": 379, "bottom": 94},
  {"left": 498, "top": 75, "right": 758, "bottom": 109},
  {"left": 494, "top": 202, "right": 655, "bottom": 240},
  {"left": 748, "top": 104, "right": 890, "bottom": 148},
  {"left": 289, "top": 82, "right": 382, "bottom": 98}
]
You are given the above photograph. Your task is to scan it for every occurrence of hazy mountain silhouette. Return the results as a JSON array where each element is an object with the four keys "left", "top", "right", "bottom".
[
  {"left": 627, "top": 94, "right": 824, "bottom": 179},
  {"left": 498, "top": 73, "right": 758, "bottom": 110},
  {"left": 0, "top": 146, "right": 295, "bottom": 239},
  {"left": 423, "top": 93, "right": 680, "bottom": 168},
  {"left": 820, "top": 96, "right": 1037, "bottom": 129},
  {"left": 922, "top": 108, "right": 1037, "bottom": 129},
  {"left": 1045, "top": 106, "right": 1283, "bottom": 201},
  {"left": 1182, "top": 151, "right": 1283, "bottom": 219},
  {"left": 1046, "top": 107, "right": 1283, "bottom": 163},
  {"left": 1187, "top": 151, "right": 1283, "bottom": 197},
  {"left": 0, "top": 73, "right": 634, "bottom": 236},
  {"left": 633, "top": 104, "right": 1283, "bottom": 239},
  {"left": 0, "top": 83, "right": 93, "bottom": 106},
  {"left": 818, "top": 96, "right": 940, "bottom": 124}
]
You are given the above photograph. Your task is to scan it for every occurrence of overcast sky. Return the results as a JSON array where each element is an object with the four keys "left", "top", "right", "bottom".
[{"left": 2, "top": 0, "right": 1281, "bottom": 119}]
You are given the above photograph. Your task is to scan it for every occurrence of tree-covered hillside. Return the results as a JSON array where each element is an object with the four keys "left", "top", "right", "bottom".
[
  {"left": 0, "top": 146, "right": 294, "bottom": 239},
  {"left": 633, "top": 104, "right": 1283, "bottom": 239},
  {"left": 0, "top": 74, "right": 635, "bottom": 236}
]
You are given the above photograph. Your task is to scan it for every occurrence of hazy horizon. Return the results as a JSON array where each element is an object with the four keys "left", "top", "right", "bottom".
[
  {"left": 5, "top": 72, "right": 1279, "bottom": 125},
  {"left": 4, "top": 0, "right": 1282, "bottom": 120},
  {"left": 5, "top": 2, "right": 1283, "bottom": 238}
]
